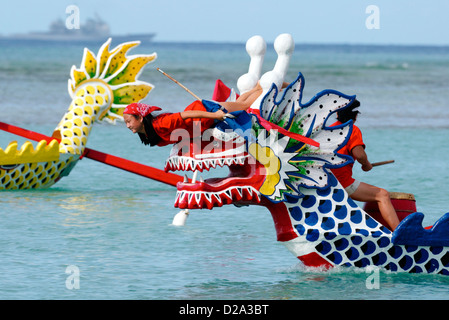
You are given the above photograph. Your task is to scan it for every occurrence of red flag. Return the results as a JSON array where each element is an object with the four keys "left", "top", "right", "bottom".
[{"left": 212, "top": 79, "right": 239, "bottom": 102}]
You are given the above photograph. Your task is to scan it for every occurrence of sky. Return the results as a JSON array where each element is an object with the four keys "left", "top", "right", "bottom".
[{"left": 1, "top": 0, "right": 448, "bottom": 45}]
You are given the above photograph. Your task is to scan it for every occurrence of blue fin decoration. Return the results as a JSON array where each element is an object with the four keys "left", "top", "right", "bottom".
[{"left": 392, "top": 212, "right": 449, "bottom": 247}]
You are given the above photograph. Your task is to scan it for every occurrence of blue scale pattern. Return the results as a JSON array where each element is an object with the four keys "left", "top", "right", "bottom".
[
  {"left": 289, "top": 183, "right": 449, "bottom": 275},
  {"left": 315, "top": 237, "right": 449, "bottom": 274}
]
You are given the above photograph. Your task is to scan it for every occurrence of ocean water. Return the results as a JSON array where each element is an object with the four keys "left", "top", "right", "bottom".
[{"left": 1, "top": 39, "right": 449, "bottom": 301}]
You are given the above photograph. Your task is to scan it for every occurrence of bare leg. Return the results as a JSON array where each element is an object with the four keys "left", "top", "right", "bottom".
[
  {"left": 219, "top": 82, "right": 263, "bottom": 112},
  {"left": 350, "top": 182, "right": 400, "bottom": 231}
]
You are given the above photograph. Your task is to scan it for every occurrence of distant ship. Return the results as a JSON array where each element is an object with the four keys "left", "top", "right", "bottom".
[{"left": 0, "top": 15, "right": 156, "bottom": 43}]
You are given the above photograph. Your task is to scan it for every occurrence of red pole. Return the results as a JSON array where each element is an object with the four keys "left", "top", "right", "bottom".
[
  {"left": 82, "top": 148, "right": 183, "bottom": 186},
  {"left": 0, "top": 121, "right": 183, "bottom": 187}
]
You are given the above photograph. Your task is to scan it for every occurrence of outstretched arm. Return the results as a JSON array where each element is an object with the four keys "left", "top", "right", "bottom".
[{"left": 180, "top": 110, "right": 226, "bottom": 121}]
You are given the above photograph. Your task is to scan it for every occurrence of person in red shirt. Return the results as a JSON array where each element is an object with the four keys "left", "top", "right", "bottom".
[
  {"left": 123, "top": 83, "right": 263, "bottom": 147},
  {"left": 331, "top": 100, "right": 399, "bottom": 231},
  {"left": 123, "top": 100, "right": 223, "bottom": 147}
]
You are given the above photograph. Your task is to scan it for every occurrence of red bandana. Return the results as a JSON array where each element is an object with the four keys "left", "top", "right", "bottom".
[{"left": 124, "top": 103, "right": 162, "bottom": 117}]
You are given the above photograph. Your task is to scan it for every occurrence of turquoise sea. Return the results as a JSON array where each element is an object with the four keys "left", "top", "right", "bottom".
[{"left": 1, "top": 39, "right": 449, "bottom": 301}]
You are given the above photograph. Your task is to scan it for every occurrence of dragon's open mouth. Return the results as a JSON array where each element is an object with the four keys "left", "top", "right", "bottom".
[{"left": 164, "top": 131, "right": 265, "bottom": 209}]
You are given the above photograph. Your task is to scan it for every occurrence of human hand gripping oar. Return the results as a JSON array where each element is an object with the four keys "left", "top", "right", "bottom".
[
  {"left": 0, "top": 121, "right": 184, "bottom": 187},
  {"left": 372, "top": 160, "right": 395, "bottom": 167}
]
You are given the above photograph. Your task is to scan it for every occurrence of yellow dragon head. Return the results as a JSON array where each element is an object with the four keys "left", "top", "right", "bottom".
[{"left": 0, "top": 39, "right": 156, "bottom": 189}]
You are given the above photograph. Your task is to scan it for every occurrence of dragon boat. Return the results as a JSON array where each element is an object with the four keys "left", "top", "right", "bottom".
[
  {"left": 0, "top": 39, "right": 157, "bottom": 189},
  {"left": 2, "top": 35, "right": 449, "bottom": 276},
  {"left": 166, "top": 34, "right": 449, "bottom": 275}
]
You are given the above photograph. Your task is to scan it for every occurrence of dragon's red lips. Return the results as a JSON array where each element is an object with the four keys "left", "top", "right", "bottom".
[{"left": 175, "top": 182, "right": 261, "bottom": 209}]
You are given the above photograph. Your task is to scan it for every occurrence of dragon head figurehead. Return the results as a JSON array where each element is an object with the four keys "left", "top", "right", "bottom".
[{"left": 165, "top": 73, "right": 356, "bottom": 210}]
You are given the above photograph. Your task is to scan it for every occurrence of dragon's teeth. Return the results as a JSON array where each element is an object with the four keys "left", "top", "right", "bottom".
[
  {"left": 212, "top": 193, "right": 221, "bottom": 203},
  {"left": 186, "top": 159, "right": 193, "bottom": 171},
  {"left": 167, "top": 155, "right": 249, "bottom": 172},
  {"left": 194, "top": 192, "right": 201, "bottom": 204},
  {"left": 174, "top": 186, "right": 260, "bottom": 209},
  {"left": 224, "top": 189, "right": 232, "bottom": 199}
]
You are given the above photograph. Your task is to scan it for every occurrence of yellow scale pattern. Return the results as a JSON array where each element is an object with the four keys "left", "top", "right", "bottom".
[
  {"left": 56, "top": 81, "right": 112, "bottom": 155},
  {"left": 0, "top": 156, "right": 74, "bottom": 189}
]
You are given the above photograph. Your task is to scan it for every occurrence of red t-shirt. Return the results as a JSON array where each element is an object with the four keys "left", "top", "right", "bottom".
[
  {"left": 151, "top": 100, "right": 215, "bottom": 147},
  {"left": 330, "top": 121, "right": 365, "bottom": 188}
]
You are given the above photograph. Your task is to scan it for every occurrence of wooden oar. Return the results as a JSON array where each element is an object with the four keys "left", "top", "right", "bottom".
[
  {"left": 372, "top": 160, "right": 395, "bottom": 167},
  {"left": 157, "top": 68, "right": 201, "bottom": 100},
  {"left": 0, "top": 121, "right": 184, "bottom": 187}
]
